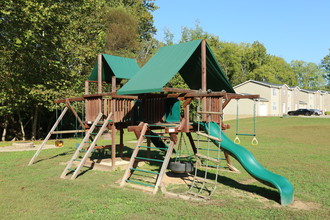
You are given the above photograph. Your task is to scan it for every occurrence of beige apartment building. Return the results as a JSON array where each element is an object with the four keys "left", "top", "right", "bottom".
[{"left": 224, "top": 80, "right": 330, "bottom": 119}]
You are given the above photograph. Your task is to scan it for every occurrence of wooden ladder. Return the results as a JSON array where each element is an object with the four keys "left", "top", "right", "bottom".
[
  {"left": 120, "top": 123, "right": 175, "bottom": 194},
  {"left": 60, "top": 112, "right": 112, "bottom": 179}
]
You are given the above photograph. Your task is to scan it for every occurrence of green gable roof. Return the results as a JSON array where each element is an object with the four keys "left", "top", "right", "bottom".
[
  {"left": 88, "top": 54, "right": 140, "bottom": 82},
  {"left": 117, "top": 40, "right": 235, "bottom": 95}
]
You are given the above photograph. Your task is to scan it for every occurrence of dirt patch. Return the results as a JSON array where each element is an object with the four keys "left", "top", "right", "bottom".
[
  {"left": 0, "top": 144, "right": 56, "bottom": 152},
  {"left": 289, "top": 200, "right": 321, "bottom": 210},
  {"left": 162, "top": 172, "right": 194, "bottom": 186},
  {"left": 240, "top": 178, "right": 257, "bottom": 185}
]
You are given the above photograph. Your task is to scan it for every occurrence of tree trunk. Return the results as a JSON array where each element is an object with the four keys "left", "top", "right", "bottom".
[
  {"left": 18, "top": 112, "right": 26, "bottom": 141},
  {"left": 1, "top": 117, "right": 8, "bottom": 141},
  {"left": 31, "top": 105, "right": 39, "bottom": 141}
]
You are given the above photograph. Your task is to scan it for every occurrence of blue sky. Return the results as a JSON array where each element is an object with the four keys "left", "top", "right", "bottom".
[{"left": 153, "top": 0, "right": 330, "bottom": 64}]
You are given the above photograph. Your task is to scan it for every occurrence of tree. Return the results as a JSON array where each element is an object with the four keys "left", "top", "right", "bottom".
[
  {"left": 291, "top": 60, "right": 326, "bottom": 89},
  {"left": 321, "top": 49, "right": 330, "bottom": 88}
]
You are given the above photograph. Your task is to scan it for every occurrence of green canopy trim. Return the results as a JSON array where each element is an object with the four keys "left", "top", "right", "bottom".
[
  {"left": 117, "top": 39, "right": 235, "bottom": 95},
  {"left": 88, "top": 54, "right": 140, "bottom": 82}
]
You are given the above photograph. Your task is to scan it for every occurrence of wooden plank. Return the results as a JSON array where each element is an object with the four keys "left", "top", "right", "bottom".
[
  {"left": 120, "top": 123, "right": 148, "bottom": 187},
  {"left": 85, "top": 80, "right": 89, "bottom": 95},
  {"left": 65, "top": 100, "right": 85, "bottom": 129},
  {"left": 195, "top": 153, "right": 221, "bottom": 164},
  {"left": 184, "top": 92, "right": 227, "bottom": 98},
  {"left": 186, "top": 132, "right": 197, "bottom": 154},
  {"left": 98, "top": 53, "right": 102, "bottom": 94},
  {"left": 197, "top": 111, "right": 223, "bottom": 115},
  {"left": 54, "top": 97, "right": 84, "bottom": 103},
  {"left": 153, "top": 140, "right": 175, "bottom": 194},
  {"left": 162, "top": 87, "right": 197, "bottom": 93},
  {"left": 196, "top": 131, "right": 222, "bottom": 142},
  {"left": 51, "top": 130, "right": 85, "bottom": 134}
]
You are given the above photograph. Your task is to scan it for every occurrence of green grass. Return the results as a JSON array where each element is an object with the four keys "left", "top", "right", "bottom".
[{"left": 1, "top": 117, "right": 329, "bottom": 219}]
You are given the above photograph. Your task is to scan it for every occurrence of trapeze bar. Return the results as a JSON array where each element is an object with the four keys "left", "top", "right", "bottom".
[{"left": 236, "top": 133, "right": 256, "bottom": 137}]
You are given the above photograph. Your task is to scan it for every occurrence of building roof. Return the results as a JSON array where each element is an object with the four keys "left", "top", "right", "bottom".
[
  {"left": 88, "top": 54, "right": 140, "bottom": 82},
  {"left": 234, "top": 80, "right": 284, "bottom": 89},
  {"left": 117, "top": 39, "right": 235, "bottom": 95},
  {"left": 235, "top": 80, "right": 330, "bottom": 94}
]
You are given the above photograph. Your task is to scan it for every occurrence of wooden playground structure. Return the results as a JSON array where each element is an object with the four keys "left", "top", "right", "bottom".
[{"left": 28, "top": 39, "right": 294, "bottom": 205}]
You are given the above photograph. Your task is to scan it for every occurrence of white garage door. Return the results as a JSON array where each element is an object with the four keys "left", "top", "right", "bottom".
[{"left": 259, "top": 103, "right": 267, "bottom": 116}]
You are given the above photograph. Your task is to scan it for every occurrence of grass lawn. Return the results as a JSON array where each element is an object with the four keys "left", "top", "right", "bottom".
[{"left": 0, "top": 117, "right": 329, "bottom": 219}]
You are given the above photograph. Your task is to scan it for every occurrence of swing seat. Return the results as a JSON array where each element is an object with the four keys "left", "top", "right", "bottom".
[
  {"left": 55, "top": 140, "right": 64, "bottom": 147},
  {"left": 169, "top": 161, "right": 194, "bottom": 174}
]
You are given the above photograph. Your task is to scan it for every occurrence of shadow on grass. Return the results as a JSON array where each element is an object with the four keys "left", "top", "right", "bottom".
[
  {"left": 193, "top": 169, "right": 280, "bottom": 203},
  {"left": 34, "top": 150, "right": 75, "bottom": 164}
]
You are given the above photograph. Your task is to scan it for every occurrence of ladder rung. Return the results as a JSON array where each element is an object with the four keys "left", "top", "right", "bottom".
[
  {"left": 196, "top": 132, "right": 222, "bottom": 142},
  {"left": 68, "top": 168, "right": 76, "bottom": 172},
  {"left": 139, "top": 146, "right": 168, "bottom": 151},
  {"left": 73, "top": 159, "right": 81, "bottom": 162},
  {"left": 126, "top": 179, "right": 155, "bottom": 188},
  {"left": 195, "top": 153, "right": 221, "bottom": 163},
  {"left": 130, "top": 168, "right": 160, "bottom": 175},
  {"left": 197, "top": 148, "right": 222, "bottom": 152},
  {"left": 135, "top": 157, "right": 164, "bottom": 163},
  {"left": 193, "top": 176, "right": 217, "bottom": 184},
  {"left": 91, "top": 132, "right": 98, "bottom": 135},
  {"left": 144, "top": 135, "right": 169, "bottom": 139},
  {"left": 84, "top": 141, "right": 92, "bottom": 143},
  {"left": 202, "top": 164, "right": 228, "bottom": 168}
]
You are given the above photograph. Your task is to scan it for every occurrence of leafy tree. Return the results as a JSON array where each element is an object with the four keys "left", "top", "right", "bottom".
[
  {"left": 321, "top": 49, "right": 330, "bottom": 88},
  {"left": 291, "top": 60, "right": 326, "bottom": 89}
]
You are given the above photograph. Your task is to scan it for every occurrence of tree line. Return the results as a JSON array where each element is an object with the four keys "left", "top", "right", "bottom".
[{"left": 1, "top": 1, "right": 329, "bottom": 141}]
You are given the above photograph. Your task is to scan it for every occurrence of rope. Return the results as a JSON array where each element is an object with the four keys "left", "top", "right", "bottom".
[{"left": 235, "top": 98, "right": 258, "bottom": 145}]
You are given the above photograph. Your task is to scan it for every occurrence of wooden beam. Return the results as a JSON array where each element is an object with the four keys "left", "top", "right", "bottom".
[
  {"left": 51, "top": 130, "right": 85, "bottom": 134},
  {"left": 184, "top": 92, "right": 227, "bottom": 98},
  {"left": 65, "top": 100, "right": 85, "bottom": 129},
  {"left": 162, "top": 88, "right": 197, "bottom": 94},
  {"left": 201, "top": 39, "right": 207, "bottom": 121},
  {"left": 196, "top": 131, "right": 222, "bottom": 142},
  {"left": 112, "top": 76, "right": 116, "bottom": 92},
  {"left": 54, "top": 97, "right": 84, "bottom": 103},
  {"left": 85, "top": 80, "right": 89, "bottom": 95},
  {"left": 98, "top": 53, "right": 102, "bottom": 94}
]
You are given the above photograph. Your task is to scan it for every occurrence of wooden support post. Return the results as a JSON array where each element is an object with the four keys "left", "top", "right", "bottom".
[
  {"left": 111, "top": 125, "right": 117, "bottom": 170},
  {"left": 97, "top": 53, "right": 102, "bottom": 112},
  {"left": 201, "top": 39, "right": 207, "bottom": 121},
  {"left": 85, "top": 80, "right": 89, "bottom": 95},
  {"left": 112, "top": 76, "right": 116, "bottom": 92},
  {"left": 186, "top": 132, "right": 197, "bottom": 154},
  {"left": 147, "top": 137, "right": 151, "bottom": 158},
  {"left": 98, "top": 53, "right": 102, "bottom": 94},
  {"left": 120, "top": 128, "right": 124, "bottom": 157},
  {"left": 184, "top": 103, "right": 190, "bottom": 132}
]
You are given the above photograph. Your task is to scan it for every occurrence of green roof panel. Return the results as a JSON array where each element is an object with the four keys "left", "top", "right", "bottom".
[
  {"left": 117, "top": 40, "right": 235, "bottom": 95},
  {"left": 88, "top": 54, "right": 140, "bottom": 82}
]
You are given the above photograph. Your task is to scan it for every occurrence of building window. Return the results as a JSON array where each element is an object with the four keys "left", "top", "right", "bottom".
[
  {"left": 272, "top": 102, "right": 277, "bottom": 110},
  {"left": 273, "top": 88, "right": 277, "bottom": 96}
]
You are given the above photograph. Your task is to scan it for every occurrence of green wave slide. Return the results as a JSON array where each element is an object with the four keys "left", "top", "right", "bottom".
[{"left": 199, "top": 121, "right": 294, "bottom": 205}]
